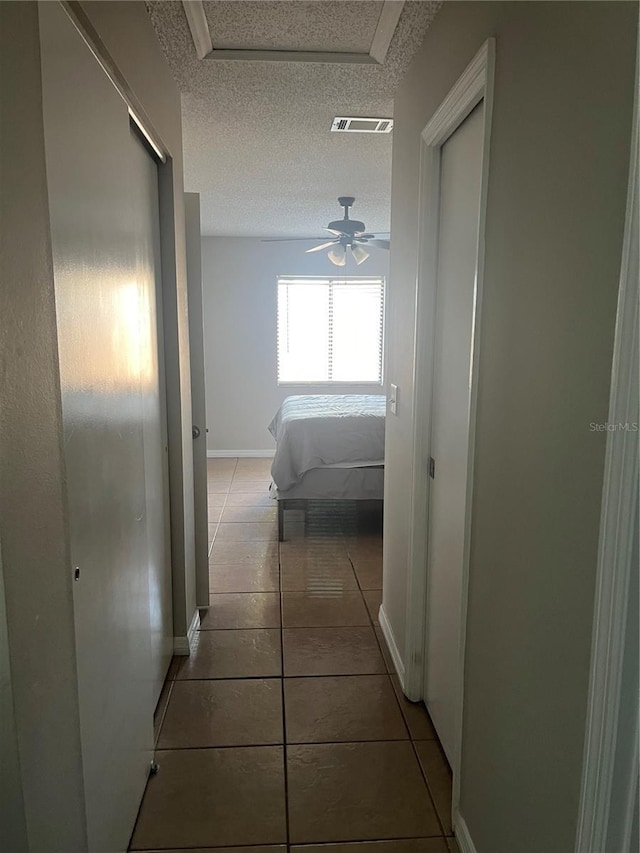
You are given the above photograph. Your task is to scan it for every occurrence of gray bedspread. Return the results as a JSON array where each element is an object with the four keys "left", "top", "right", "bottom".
[{"left": 268, "top": 394, "right": 386, "bottom": 491}]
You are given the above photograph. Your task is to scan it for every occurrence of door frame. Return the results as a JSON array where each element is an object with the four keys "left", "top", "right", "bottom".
[
  {"left": 574, "top": 20, "right": 639, "bottom": 851},
  {"left": 403, "top": 38, "right": 495, "bottom": 822}
]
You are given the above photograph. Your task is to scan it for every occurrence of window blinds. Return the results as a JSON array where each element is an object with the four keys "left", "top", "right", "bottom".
[{"left": 277, "top": 277, "right": 385, "bottom": 383}]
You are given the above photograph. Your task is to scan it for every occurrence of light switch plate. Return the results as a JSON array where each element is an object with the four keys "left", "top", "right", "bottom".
[{"left": 389, "top": 384, "right": 398, "bottom": 415}]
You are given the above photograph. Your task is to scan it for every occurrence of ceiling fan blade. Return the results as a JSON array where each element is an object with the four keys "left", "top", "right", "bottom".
[
  {"left": 355, "top": 233, "right": 376, "bottom": 240},
  {"left": 306, "top": 240, "right": 339, "bottom": 254},
  {"left": 262, "top": 236, "right": 330, "bottom": 243},
  {"left": 325, "top": 228, "right": 343, "bottom": 237},
  {"left": 366, "top": 239, "right": 391, "bottom": 250}
]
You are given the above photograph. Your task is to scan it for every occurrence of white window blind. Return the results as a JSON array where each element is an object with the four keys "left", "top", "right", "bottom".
[{"left": 277, "top": 277, "right": 385, "bottom": 384}]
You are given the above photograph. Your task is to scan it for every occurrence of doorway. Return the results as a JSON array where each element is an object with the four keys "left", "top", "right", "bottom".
[{"left": 403, "top": 39, "right": 495, "bottom": 826}]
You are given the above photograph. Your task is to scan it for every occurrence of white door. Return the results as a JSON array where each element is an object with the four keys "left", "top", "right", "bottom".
[
  {"left": 40, "top": 3, "right": 172, "bottom": 849},
  {"left": 424, "top": 101, "right": 485, "bottom": 764},
  {"left": 130, "top": 127, "right": 174, "bottom": 708}
]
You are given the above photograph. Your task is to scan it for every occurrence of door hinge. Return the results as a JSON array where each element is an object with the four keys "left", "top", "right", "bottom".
[{"left": 429, "top": 457, "right": 435, "bottom": 479}]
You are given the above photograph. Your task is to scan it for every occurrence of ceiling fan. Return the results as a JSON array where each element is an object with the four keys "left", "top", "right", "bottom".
[{"left": 263, "top": 197, "right": 390, "bottom": 266}]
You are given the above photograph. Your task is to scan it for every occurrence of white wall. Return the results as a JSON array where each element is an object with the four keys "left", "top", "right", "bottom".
[
  {"left": 383, "top": 2, "right": 637, "bottom": 852},
  {"left": 202, "top": 237, "right": 389, "bottom": 453}
]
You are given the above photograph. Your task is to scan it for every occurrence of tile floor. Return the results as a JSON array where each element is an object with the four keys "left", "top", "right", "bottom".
[{"left": 130, "top": 457, "right": 459, "bottom": 853}]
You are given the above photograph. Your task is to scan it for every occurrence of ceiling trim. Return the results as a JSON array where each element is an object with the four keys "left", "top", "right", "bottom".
[
  {"left": 182, "top": 0, "right": 212, "bottom": 59},
  {"left": 370, "top": 1, "right": 405, "bottom": 64},
  {"left": 182, "top": 0, "right": 405, "bottom": 65}
]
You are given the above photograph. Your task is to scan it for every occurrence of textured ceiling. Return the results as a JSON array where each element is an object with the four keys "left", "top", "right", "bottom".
[
  {"left": 146, "top": 1, "right": 441, "bottom": 236},
  {"left": 205, "top": 1, "right": 384, "bottom": 53}
]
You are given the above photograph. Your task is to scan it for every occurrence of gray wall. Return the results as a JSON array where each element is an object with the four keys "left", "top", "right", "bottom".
[
  {"left": 0, "top": 544, "right": 28, "bottom": 853},
  {"left": 202, "top": 237, "right": 389, "bottom": 453},
  {"left": 383, "top": 2, "right": 637, "bottom": 852},
  {"left": 0, "top": 2, "right": 88, "bottom": 847}
]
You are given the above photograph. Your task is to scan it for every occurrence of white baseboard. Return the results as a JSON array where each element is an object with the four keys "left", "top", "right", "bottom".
[
  {"left": 173, "top": 608, "right": 200, "bottom": 656},
  {"left": 207, "top": 449, "right": 275, "bottom": 458},
  {"left": 378, "top": 603, "right": 405, "bottom": 686},
  {"left": 454, "top": 815, "right": 478, "bottom": 853}
]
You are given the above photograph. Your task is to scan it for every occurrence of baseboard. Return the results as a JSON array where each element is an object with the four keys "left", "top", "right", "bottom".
[
  {"left": 454, "top": 814, "right": 478, "bottom": 853},
  {"left": 207, "top": 449, "right": 275, "bottom": 458},
  {"left": 173, "top": 608, "right": 200, "bottom": 656},
  {"left": 378, "top": 603, "right": 405, "bottom": 686}
]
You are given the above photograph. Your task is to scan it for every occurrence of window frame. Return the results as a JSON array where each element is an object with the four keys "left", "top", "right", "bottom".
[{"left": 276, "top": 275, "right": 386, "bottom": 387}]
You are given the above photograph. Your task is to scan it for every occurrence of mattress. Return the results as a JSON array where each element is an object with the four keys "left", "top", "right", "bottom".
[
  {"left": 271, "top": 465, "right": 384, "bottom": 501},
  {"left": 268, "top": 394, "right": 386, "bottom": 491}
]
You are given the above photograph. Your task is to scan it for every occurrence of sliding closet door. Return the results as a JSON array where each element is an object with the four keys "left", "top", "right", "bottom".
[
  {"left": 129, "top": 126, "right": 174, "bottom": 707},
  {"left": 39, "top": 4, "right": 170, "bottom": 850}
]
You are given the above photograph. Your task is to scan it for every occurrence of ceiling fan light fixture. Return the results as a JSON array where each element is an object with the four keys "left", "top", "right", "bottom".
[
  {"left": 328, "top": 245, "right": 346, "bottom": 266},
  {"left": 350, "top": 243, "right": 370, "bottom": 265}
]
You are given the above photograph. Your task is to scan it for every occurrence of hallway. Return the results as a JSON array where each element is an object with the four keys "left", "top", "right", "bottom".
[{"left": 130, "top": 457, "right": 457, "bottom": 851}]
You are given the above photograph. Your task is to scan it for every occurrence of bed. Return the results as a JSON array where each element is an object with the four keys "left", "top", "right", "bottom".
[{"left": 268, "top": 394, "right": 386, "bottom": 540}]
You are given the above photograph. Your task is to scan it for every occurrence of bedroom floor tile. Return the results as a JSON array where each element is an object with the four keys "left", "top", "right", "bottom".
[
  {"left": 287, "top": 741, "right": 440, "bottom": 843},
  {"left": 215, "top": 522, "right": 277, "bottom": 542},
  {"left": 134, "top": 460, "right": 453, "bottom": 851},
  {"left": 283, "top": 627, "right": 387, "bottom": 676},
  {"left": 221, "top": 505, "right": 277, "bottom": 523},
  {"left": 158, "top": 679, "right": 283, "bottom": 748},
  {"left": 203, "top": 593, "right": 281, "bottom": 629},
  {"left": 281, "top": 591, "right": 370, "bottom": 628},
  {"left": 284, "top": 675, "right": 408, "bottom": 743},
  {"left": 362, "top": 590, "right": 382, "bottom": 625},
  {"left": 414, "top": 740, "right": 454, "bottom": 835},
  {"left": 177, "top": 630, "right": 282, "bottom": 679},
  {"left": 130, "top": 747, "right": 286, "bottom": 849},
  {"left": 209, "top": 563, "right": 280, "bottom": 593},
  {"left": 351, "top": 560, "right": 383, "bottom": 590},
  {"left": 210, "top": 540, "right": 279, "bottom": 565},
  {"left": 280, "top": 561, "right": 359, "bottom": 593},
  {"left": 225, "top": 492, "right": 275, "bottom": 507}
]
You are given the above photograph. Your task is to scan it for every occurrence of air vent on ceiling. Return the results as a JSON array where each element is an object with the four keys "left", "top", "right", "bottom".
[{"left": 331, "top": 117, "right": 394, "bottom": 134}]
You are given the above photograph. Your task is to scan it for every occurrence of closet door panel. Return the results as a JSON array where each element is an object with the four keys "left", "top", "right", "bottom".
[{"left": 39, "top": 4, "right": 154, "bottom": 850}]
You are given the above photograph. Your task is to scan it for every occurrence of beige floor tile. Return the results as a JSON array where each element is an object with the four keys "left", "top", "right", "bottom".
[
  {"left": 209, "top": 563, "right": 279, "bottom": 593},
  {"left": 207, "top": 458, "right": 237, "bottom": 472},
  {"left": 414, "top": 740, "right": 453, "bottom": 835},
  {"left": 222, "top": 505, "right": 277, "bottom": 523},
  {"left": 230, "top": 479, "right": 271, "bottom": 493},
  {"left": 352, "top": 560, "right": 383, "bottom": 590},
  {"left": 210, "top": 540, "right": 278, "bottom": 565},
  {"left": 290, "top": 841, "right": 448, "bottom": 853},
  {"left": 177, "top": 630, "right": 282, "bottom": 679},
  {"left": 203, "top": 593, "right": 281, "bottom": 629},
  {"left": 287, "top": 741, "right": 440, "bottom": 843},
  {"left": 234, "top": 459, "right": 273, "bottom": 473},
  {"left": 158, "top": 679, "right": 283, "bottom": 748},
  {"left": 284, "top": 675, "right": 408, "bottom": 743},
  {"left": 362, "top": 590, "right": 382, "bottom": 625},
  {"left": 207, "top": 505, "right": 223, "bottom": 523},
  {"left": 446, "top": 838, "right": 462, "bottom": 852},
  {"left": 283, "top": 627, "right": 386, "bottom": 676},
  {"left": 346, "top": 537, "right": 383, "bottom": 562},
  {"left": 208, "top": 523, "right": 218, "bottom": 545},
  {"left": 215, "top": 522, "right": 277, "bottom": 542},
  {"left": 374, "top": 627, "right": 397, "bottom": 674},
  {"left": 280, "top": 562, "right": 358, "bottom": 593},
  {"left": 208, "top": 478, "right": 233, "bottom": 494},
  {"left": 281, "top": 591, "right": 370, "bottom": 627},
  {"left": 130, "top": 747, "right": 286, "bottom": 849},
  {"left": 225, "top": 492, "right": 275, "bottom": 507},
  {"left": 145, "top": 848, "right": 285, "bottom": 853},
  {"left": 206, "top": 495, "right": 227, "bottom": 508},
  {"left": 390, "top": 675, "right": 437, "bottom": 740}
]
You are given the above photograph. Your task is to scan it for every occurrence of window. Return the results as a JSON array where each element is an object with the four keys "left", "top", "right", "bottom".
[{"left": 277, "top": 276, "right": 385, "bottom": 384}]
